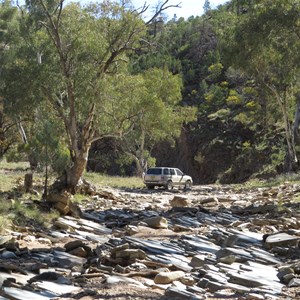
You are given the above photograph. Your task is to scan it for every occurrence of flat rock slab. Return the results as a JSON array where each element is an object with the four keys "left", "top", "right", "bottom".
[
  {"left": 264, "top": 232, "right": 299, "bottom": 248},
  {"left": 228, "top": 272, "right": 265, "bottom": 288},
  {"left": 225, "top": 282, "right": 251, "bottom": 293},
  {"left": 228, "top": 229, "right": 262, "bottom": 246},
  {"left": 227, "top": 261, "right": 282, "bottom": 293},
  {"left": 33, "top": 251, "right": 87, "bottom": 268},
  {"left": 125, "top": 237, "right": 185, "bottom": 255},
  {"left": 172, "top": 215, "right": 202, "bottom": 227},
  {"left": 52, "top": 250, "right": 87, "bottom": 268},
  {"left": 74, "top": 229, "right": 111, "bottom": 243},
  {"left": 180, "top": 236, "right": 220, "bottom": 254},
  {"left": 250, "top": 247, "right": 281, "bottom": 264},
  {"left": 0, "top": 271, "right": 34, "bottom": 287},
  {"left": 165, "top": 286, "right": 204, "bottom": 299},
  {"left": 156, "top": 253, "right": 192, "bottom": 272},
  {"left": 76, "top": 218, "right": 112, "bottom": 234},
  {"left": 3, "top": 287, "right": 57, "bottom": 300},
  {"left": 0, "top": 236, "right": 13, "bottom": 246},
  {"left": 34, "top": 281, "right": 81, "bottom": 295},
  {"left": 146, "top": 253, "right": 192, "bottom": 272},
  {"left": 216, "top": 247, "right": 253, "bottom": 262},
  {"left": 103, "top": 275, "right": 146, "bottom": 288}
]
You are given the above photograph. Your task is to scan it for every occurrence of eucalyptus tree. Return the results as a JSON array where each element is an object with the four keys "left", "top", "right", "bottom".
[
  {"left": 3, "top": 0, "right": 184, "bottom": 193},
  {"left": 26, "top": 0, "right": 146, "bottom": 193},
  {"left": 118, "top": 68, "right": 196, "bottom": 176},
  {"left": 0, "top": 0, "right": 22, "bottom": 158},
  {"left": 224, "top": 0, "right": 300, "bottom": 172}
]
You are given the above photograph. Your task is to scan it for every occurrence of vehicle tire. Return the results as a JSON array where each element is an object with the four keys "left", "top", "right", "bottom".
[
  {"left": 166, "top": 180, "right": 173, "bottom": 190},
  {"left": 184, "top": 180, "right": 192, "bottom": 190},
  {"left": 146, "top": 184, "right": 155, "bottom": 189}
]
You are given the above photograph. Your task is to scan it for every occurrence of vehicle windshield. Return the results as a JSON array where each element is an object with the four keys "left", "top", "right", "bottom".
[
  {"left": 146, "top": 168, "right": 161, "bottom": 175},
  {"left": 176, "top": 169, "right": 183, "bottom": 176}
]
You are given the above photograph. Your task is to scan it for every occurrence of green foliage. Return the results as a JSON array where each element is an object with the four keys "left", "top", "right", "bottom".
[
  {"left": 241, "top": 141, "right": 251, "bottom": 151},
  {"left": 226, "top": 89, "right": 243, "bottom": 106},
  {"left": 111, "top": 67, "right": 197, "bottom": 173},
  {"left": 208, "top": 108, "right": 230, "bottom": 121},
  {"left": 204, "top": 84, "right": 226, "bottom": 106},
  {"left": 1, "top": 0, "right": 299, "bottom": 183},
  {"left": 207, "top": 63, "right": 224, "bottom": 82},
  {"left": 233, "top": 112, "right": 248, "bottom": 125}
]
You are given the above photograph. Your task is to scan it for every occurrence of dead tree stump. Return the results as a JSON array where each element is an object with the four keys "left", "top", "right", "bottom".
[{"left": 24, "top": 173, "right": 33, "bottom": 193}]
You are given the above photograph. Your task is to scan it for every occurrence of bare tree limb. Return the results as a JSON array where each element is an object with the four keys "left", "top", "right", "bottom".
[{"left": 145, "top": 0, "right": 181, "bottom": 25}]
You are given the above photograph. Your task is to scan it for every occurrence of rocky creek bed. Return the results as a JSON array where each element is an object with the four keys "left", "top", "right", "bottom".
[{"left": 0, "top": 184, "right": 300, "bottom": 299}]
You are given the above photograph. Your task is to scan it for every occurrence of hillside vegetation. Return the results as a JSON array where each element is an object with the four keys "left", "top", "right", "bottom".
[{"left": 1, "top": 0, "right": 300, "bottom": 189}]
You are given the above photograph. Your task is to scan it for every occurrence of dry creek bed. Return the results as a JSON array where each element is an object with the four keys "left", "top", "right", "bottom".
[{"left": 0, "top": 184, "right": 300, "bottom": 299}]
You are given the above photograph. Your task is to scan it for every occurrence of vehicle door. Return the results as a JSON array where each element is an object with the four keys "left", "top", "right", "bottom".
[
  {"left": 168, "top": 168, "right": 178, "bottom": 186},
  {"left": 174, "top": 168, "right": 184, "bottom": 186},
  {"left": 162, "top": 168, "right": 171, "bottom": 184}
]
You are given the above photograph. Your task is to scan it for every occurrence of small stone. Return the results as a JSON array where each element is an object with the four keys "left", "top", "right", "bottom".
[
  {"left": 190, "top": 254, "right": 207, "bottom": 268},
  {"left": 37, "top": 238, "right": 52, "bottom": 246},
  {"left": 54, "top": 220, "right": 72, "bottom": 231},
  {"left": 64, "top": 240, "right": 85, "bottom": 252},
  {"left": 28, "top": 271, "right": 62, "bottom": 283},
  {"left": 277, "top": 267, "right": 294, "bottom": 282},
  {"left": 179, "top": 275, "right": 196, "bottom": 286},
  {"left": 154, "top": 271, "right": 185, "bottom": 284},
  {"left": 288, "top": 278, "right": 300, "bottom": 287},
  {"left": 200, "top": 197, "right": 219, "bottom": 206},
  {"left": 114, "top": 265, "right": 127, "bottom": 273},
  {"left": 0, "top": 235, "right": 13, "bottom": 246},
  {"left": 206, "top": 280, "right": 224, "bottom": 292},
  {"left": 217, "top": 255, "right": 236, "bottom": 264},
  {"left": 143, "top": 216, "right": 168, "bottom": 229},
  {"left": 115, "top": 249, "right": 146, "bottom": 260},
  {"left": 68, "top": 247, "right": 88, "bottom": 258},
  {"left": 282, "top": 273, "right": 295, "bottom": 284},
  {"left": 98, "top": 264, "right": 114, "bottom": 273},
  {"left": 110, "top": 243, "right": 129, "bottom": 255},
  {"left": 224, "top": 235, "right": 239, "bottom": 247},
  {"left": 170, "top": 196, "right": 189, "bottom": 208},
  {"left": 246, "top": 293, "right": 265, "bottom": 300},
  {"left": 124, "top": 225, "right": 139, "bottom": 235},
  {"left": 0, "top": 251, "right": 18, "bottom": 259}
]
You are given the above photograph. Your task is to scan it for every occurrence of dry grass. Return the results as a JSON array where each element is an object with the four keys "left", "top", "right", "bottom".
[
  {"left": 84, "top": 172, "right": 144, "bottom": 189},
  {"left": 0, "top": 160, "right": 30, "bottom": 192},
  {"left": 0, "top": 160, "right": 144, "bottom": 191},
  {"left": 0, "top": 160, "right": 144, "bottom": 231}
]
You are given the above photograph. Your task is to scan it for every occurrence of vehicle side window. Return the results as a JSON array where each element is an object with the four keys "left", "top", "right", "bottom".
[
  {"left": 170, "top": 169, "right": 176, "bottom": 175},
  {"left": 163, "top": 168, "right": 170, "bottom": 175},
  {"left": 176, "top": 169, "right": 183, "bottom": 176},
  {"left": 147, "top": 168, "right": 161, "bottom": 175}
]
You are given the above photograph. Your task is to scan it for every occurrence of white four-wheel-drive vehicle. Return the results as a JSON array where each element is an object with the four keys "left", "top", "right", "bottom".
[{"left": 144, "top": 167, "right": 193, "bottom": 190}]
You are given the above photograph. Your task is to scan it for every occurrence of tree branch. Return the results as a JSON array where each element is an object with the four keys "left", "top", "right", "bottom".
[{"left": 145, "top": 0, "right": 181, "bottom": 25}]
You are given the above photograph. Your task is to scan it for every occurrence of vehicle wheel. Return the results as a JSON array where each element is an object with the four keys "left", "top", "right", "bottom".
[
  {"left": 166, "top": 180, "right": 173, "bottom": 190},
  {"left": 184, "top": 180, "right": 192, "bottom": 190},
  {"left": 146, "top": 184, "right": 155, "bottom": 189}
]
